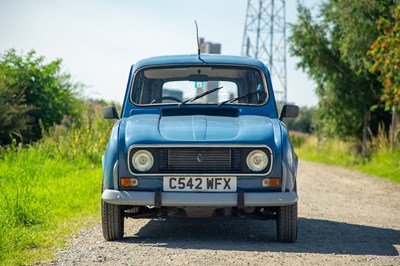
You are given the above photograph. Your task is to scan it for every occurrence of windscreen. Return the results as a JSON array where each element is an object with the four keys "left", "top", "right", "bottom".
[{"left": 131, "top": 66, "right": 268, "bottom": 105}]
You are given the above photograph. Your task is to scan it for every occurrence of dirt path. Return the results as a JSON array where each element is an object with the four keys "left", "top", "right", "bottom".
[{"left": 50, "top": 161, "right": 400, "bottom": 265}]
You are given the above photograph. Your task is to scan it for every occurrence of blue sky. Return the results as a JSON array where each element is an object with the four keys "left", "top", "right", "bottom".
[{"left": 0, "top": 0, "right": 321, "bottom": 107}]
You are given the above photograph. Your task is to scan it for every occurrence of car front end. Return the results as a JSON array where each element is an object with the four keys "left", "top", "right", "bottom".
[{"left": 101, "top": 54, "right": 299, "bottom": 242}]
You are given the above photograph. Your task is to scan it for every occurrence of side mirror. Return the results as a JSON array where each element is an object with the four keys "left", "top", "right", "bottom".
[
  {"left": 102, "top": 106, "right": 119, "bottom": 119},
  {"left": 279, "top": 104, "right": 299, "bottom": 121}
]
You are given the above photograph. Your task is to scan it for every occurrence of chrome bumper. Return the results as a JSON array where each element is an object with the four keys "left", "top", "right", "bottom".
[{"left": 102, "top": 189, "right": 297, "bottom": 207}]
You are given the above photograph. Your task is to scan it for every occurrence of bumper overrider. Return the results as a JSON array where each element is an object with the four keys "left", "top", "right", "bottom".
[{"left": 102, "top": 189, "right": 297, "bottom": 207}]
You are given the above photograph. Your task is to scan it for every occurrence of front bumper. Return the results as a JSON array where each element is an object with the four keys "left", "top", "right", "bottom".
[{"left": 102, "top": 189, "right": 297, "bottom": 207}]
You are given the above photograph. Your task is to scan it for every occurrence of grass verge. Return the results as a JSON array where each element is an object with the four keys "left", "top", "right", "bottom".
[
  {"left": 0, "top": 149, "right": 102, "bottom": 265},
  {"left": 292, "top": 133, "right": 400, "bottom": 183},
  {"left": 0, "top": 102, "right": 113, "bottom": 265}
]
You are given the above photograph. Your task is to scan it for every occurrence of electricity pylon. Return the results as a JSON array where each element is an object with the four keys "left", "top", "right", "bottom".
[{"left": 241, "top": 0, "right": 287, "bottom": 104}]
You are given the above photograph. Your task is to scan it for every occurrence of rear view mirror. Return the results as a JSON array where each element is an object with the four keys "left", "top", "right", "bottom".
[
  {"left": 102, "top": 106, "right": 119, "bottom": 119},
  {"left": 188, "top": 74, "right": 210, "bottom": 82},
  {"left": 279, "top": 104, "right": 299, "bottom": 121}
]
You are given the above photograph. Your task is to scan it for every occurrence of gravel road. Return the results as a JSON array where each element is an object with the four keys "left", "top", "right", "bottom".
[{"left": 50, "top": 161, "right": 400, "bottom": 265}]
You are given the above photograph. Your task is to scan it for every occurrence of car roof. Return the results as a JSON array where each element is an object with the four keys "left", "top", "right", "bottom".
[{"left": 133, "top": 54, "right": 269, "bottom": 72}]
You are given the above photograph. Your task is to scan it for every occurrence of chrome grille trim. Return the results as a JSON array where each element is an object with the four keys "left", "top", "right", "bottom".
[{"left": 127, "top": 144, "right": 273, "bottom": 176}]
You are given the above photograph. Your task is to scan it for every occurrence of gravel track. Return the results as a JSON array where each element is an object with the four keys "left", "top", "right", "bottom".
[{"left": 49, "top": 161, "right": 400, "bottom": 265}]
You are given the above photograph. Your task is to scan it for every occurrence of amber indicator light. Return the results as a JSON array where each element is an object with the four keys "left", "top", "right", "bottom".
[
  {"left": 120, "top": 178, "right": 132, "bottom": 187},
  {"left": 262, "top": 178, "right": 280, "bottom": 187}
]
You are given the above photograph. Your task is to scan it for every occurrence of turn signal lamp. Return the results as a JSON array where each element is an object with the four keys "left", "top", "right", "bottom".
[
  {"left": 120, "top": 178, "right": 139, "bottom": 187},
  {"left": 262, "top": 178, "right": 280, "bottom": 187}
]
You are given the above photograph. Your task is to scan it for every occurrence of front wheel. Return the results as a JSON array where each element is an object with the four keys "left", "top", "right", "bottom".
[
  {"left": 101, "top": 184, "right": 124, "bottom": 241},
  {"left": 276, "top": 202, "right": 297, "bottom": 243}
]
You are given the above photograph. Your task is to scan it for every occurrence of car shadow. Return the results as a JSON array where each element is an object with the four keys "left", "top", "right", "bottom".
[{"left": 120, "top": 217, "right": 400, "bottom": 256}]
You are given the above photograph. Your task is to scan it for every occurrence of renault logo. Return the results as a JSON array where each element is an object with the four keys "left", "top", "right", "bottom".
[{"left": 196, "top": 153, "right": 203, "bottom": 162}]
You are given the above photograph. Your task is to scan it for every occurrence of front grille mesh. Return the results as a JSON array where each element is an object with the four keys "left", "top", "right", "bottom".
[{"left": 158, "top": 148, "right": 240, "bottom": 173}]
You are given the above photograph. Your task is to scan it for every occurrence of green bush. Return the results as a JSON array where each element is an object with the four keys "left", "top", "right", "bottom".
[
  {"left": 289, "top": 133, "right": 306, "bottom": 148},
  {"left": 284, "top": 106, "right": 315, "bottom": 133},
  {"left": 0, "top": 49, "right": 82, "bottom": 145}
]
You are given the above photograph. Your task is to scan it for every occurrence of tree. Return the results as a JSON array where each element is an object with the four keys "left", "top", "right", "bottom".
[
  {"left": 0, "top": 76, "right": 33, "bottom": 144},
  {"left": 0, "top": 49, "right": 82, "bottom": 145},
  {"left": 289, "top": 0, "right": 395, "bottom": 155},
  {"left": 284, "top": 106, "right": 314, "bottom": 133},
  {"left": 368, "top": 5, "right": 400, "bottom": 146}
]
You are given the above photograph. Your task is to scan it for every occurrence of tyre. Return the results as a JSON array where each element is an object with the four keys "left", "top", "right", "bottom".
[
  {"left": 101, "top": 183, "right": 124, "bottom": 241},
  {"left": 276, "top": 202, "right": 297, "bottom": 243}
]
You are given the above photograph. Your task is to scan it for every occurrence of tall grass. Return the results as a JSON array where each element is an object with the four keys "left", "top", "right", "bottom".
[
  {"left": 0, "top": 101, "right": 114, "bottom": 265},
  {"left": 291, "top": 130, "right": 400, "bottom": 183}
]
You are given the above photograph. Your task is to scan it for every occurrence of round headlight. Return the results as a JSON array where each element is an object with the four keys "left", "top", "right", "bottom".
[
  {"left": 246, "top": 150, "right": 268, "bottom": 172},
  {"left": 132, "top": 150, "right": 154, "bottom": 172}
]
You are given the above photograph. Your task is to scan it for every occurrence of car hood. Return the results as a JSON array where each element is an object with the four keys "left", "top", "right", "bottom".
[{"left": 121, "top": 114, "right": 281, "bottom": 146}]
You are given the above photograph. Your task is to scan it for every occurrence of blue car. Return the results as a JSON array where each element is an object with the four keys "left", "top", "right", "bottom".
[{"left": 101, "top": 54, "right": 299, "bottom": 242}]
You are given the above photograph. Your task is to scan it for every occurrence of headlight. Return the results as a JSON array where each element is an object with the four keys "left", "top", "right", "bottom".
[
  {"left": 246, "top": 150, "right": 268, "bottom": 172},
  {"left": 132, "top": 150, "right": 154, "bottom": 172}
]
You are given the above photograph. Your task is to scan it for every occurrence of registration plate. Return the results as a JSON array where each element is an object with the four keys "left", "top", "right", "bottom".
[{"left": 163, "top": 176, "right": 237, "bottom": 192}]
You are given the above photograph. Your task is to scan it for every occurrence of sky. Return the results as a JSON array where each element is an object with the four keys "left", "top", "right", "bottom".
[{"left": 0, "top": 0, "right": 321, "bottom": 107}]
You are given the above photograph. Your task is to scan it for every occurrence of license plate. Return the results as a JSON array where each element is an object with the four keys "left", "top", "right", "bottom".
[{"left": 163, "top": 176, "right": 237, "bottom": 192}]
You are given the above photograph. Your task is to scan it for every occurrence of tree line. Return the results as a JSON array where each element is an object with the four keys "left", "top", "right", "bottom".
[{"left": 288, "top": 0, "right": 399, "bottom": 153}]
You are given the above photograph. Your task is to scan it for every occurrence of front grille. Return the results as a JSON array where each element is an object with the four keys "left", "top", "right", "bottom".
[
  {"left": 128, "top": 146, "right": 272, "bottom": 175},
  {"left": 160, "top": 148, "right": 240, "bottom": 173}
]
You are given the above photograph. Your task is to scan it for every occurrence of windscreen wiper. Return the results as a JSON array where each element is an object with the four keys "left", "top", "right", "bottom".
[
  {"left": 179, "top": 86, "right": 223, "bottom": 106},
  {"left": 218, "top": 90, "right": 264, "bottom": 106}
]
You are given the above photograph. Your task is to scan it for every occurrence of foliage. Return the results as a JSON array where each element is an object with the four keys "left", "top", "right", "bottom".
[
  {"left": 0, "top": 49, "right": 82, "bottom": 145},
  {"left": 0, "top": 76, "right": 33, "bottom": 143},
  {"left": 0, "top": 101, "right": 114, "bottom": 265},
  {"left": 368, "top": 5, "right": 400, "bottom": 113},
  {"left": 322, "top": 0, "right": 392, "bottom": 73},
  {"left": 284, "top": 106, "right": 314, "bottom": 133},
  {"left": 289, "top": 132, "right": 307, "bottom": 148},
  {"left": 295, "top": 134, "right": 400, "bottom": 183},
  {"left": 289, "top": 0, "right": 395, "bottom": 141}
]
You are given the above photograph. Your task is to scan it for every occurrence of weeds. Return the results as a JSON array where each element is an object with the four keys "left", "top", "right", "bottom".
[
  {"left": 293, "top": 131, "right": 400, "bottom": 183},
  {"left": 289, "top": 132, "right": 306, "bottom": 148},
  {"left": 0, "top": 101, "right": 114, "bottom": 265}
]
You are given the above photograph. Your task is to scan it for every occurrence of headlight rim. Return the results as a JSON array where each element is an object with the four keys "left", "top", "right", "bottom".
[
  {"left": 131, "top": 149, "right": 154, "bottom": 172},
  {"left": 246, "top": 149, "right": 269, "bottom": 172}
]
